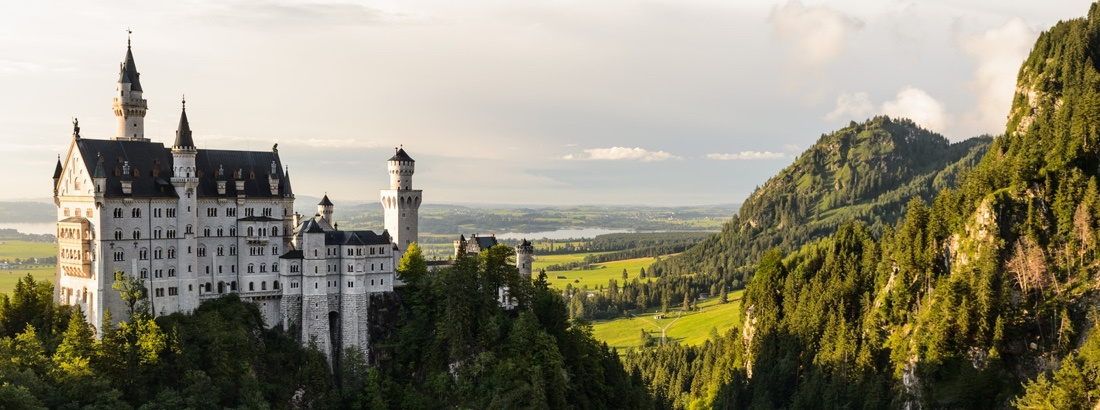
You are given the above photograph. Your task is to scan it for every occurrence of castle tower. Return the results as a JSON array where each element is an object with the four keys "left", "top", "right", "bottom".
[
  {"left": 112, "top": 37, "right": 148, "bottom": 141},
  {"left": 170, "top": 98, "right": 200, "bottom": 312},
  {"left": 515, "top": 238, "right": 534, "bottom": 277},
  {"left": 318, "top": 195, "right": 334, "bottom": 225},
  {"left": 380, "top": 147, "right": 421, "bottom": 255}
]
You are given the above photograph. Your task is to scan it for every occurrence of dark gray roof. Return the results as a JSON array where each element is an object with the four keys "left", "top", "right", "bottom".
[
  {"left": 73, "top": 138, "right": 291, "bottom": 199},
  {"left": 318, "top": 195, "right": 333, "bottom": 206},
  {"left": 389, "top": 147, "right": 414, "bottom": 162},
  {"left": 473, "top": 235, "right": 498, "bottom": 250},
  {"left": 324, "top": 230, "right": 391, "bottom": 246},
  {"left": 518, "top": 238, "right": 532, "bottom": 247},
  {"left": 174, "top": 105, "right": 194, "bottom": 149},
  {"left": 118, "top": 45, "right": 142, "bottom": 92},
  {"left": 92, "top": 157, "right": 106, "bottom": 179},
  {"left": 298, "top": 217, "right": 325, "bottom": 233},
  {"left": 53, "top": 157, "right": 62, "bottom": 179},
  {"left": 280, "top": 250, "right": 304, "bottom": 259}
]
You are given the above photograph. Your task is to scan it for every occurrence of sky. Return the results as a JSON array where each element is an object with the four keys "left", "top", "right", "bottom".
[{"left": 0, "top": 0, "right": 1095, "bottom": 206}]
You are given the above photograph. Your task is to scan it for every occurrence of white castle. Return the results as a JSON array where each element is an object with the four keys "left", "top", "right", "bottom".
[{"left": 51, "top": 41, "right": 533, "bottom": 359}]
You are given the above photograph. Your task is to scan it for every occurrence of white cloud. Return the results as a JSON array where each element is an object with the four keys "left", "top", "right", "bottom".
[
  {"left": 769, "top": 1, "right": 863, "bottom": 67},
  {"left": 824, "top": 91, "right": 874, "bottom": 121},
  {"left": 881, "top": 87, "right": 949, "bottom": 134},
  {"left": 706, "top": 151, "right": 786, "bottom": 160},
  {"left": 564, "top": 147, "right": 679, "bottom": 161},
  {"left": 958, "top": 18, "right": 1037, "bottom": 136}
]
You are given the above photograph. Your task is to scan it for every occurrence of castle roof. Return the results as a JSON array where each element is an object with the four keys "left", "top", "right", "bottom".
[
  {"left": 53, "top": 157, "right": 62, "bottom": 179},
  {"left": 318, "top": 194, "right": 333, "bottom": 206},
  {"left": 118, "top": 44, "right": 142, "bottom": 92},
  {"left": 279, "top": 250, "right": 304, "bottom": 260},
  {"left": 173, "top": 102, "right": 194, "bottom": 149},
  {"left": 324, "top": 230, "right": 391, "bottom": 246},
  {"left": 389, "top": 147, "right": 414, "bottom": 162},
  {"left": 73, "top": 138, "right": 291, "bottom": 199}
]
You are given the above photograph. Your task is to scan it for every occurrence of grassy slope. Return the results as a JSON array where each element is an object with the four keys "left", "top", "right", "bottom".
[
  {"left": 0, "top": 240, "right": 57, "bottom": 296},
  {"left": 592, "top": 290, "right": 744, "bottom": 353},
  {"left": 537, "top": 254, "right": 661, "bottom": 291}
]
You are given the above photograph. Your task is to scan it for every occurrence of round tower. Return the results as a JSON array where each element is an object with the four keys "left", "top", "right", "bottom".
[
  {"left": 318, "top": 194, "right": 334, "bottom": 225},
  {"left": 515, "top": 238, "right": 534, "bottom": 277},
  {"left": 381, "top": 146, "right": 421, "bottom": 254},
  {"left": 112, "top": 36, "right": 148, "bottom": 141}
]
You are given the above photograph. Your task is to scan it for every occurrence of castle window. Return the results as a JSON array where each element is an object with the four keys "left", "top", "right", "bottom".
[
  {"left": 231, "top": 281, "right": 237, "bottom": 291},
  {"left": 133, "top": 229, "right": 141, "bottom": 240},
  {"left": 154, "top": 269, "right": 163, "bottom": 278},
  {"left": 185, "top": 225, "right": 193, "bottom": 234},
  {"left": 347, "top": 281, "right": 353, "bottom": 288},
  {"left": 245, "top": 208, "right": 254, "bottom": 217},
  {"left": 272, "top": 245, "right": 278, "bottom": 255},
  {"left": 139, "top": 248, "right": 148, "bottom": 260},
  {"left": 272, "top": 227, "right": 278, "bottom": 236},
  {"left": 273, "top": 263, "right": 278, "bottom": 272},
  {"left": 347, "top": 264, "right": 353, "bottom": 273},
  {"left": 197, "top": 247, "right": 206, "bottom": 257},
  {"left": 132, "top": 208, "right": 141, "bottom": 218},
  {"left": 114, "top": 229, "right": 123, "bottom": 240},
  {"left": 203, "top": 227, "right": 210, "bottom": 237},
  {"left": 205, "top": 283, "right": 211, "bottom": 292},
  {"left": 168, "top": 287, "right": 178, "bottom": 296},
  {"left": 260, "top": 264, "right": 267, "bottom": 273},
  {"left": 155, "top": 288, "right": 164, "bottom": 297},
  {"left": 370, "top": 247, "right": 375, "bottom": 255},
  {"left": 248, "top": 264, "right": 254, "bottom": 273},
  {"left": 248, "top": 227, "right": 254, "bottom": 236},
  {"left": 169, "top": 268, "right": 175, "bottom": 277},
  {"left": 113, "top": 250, "right": 124, "bottom": 261},
  {"left": 347, "top": 249, "right": 353, "bottom": 257},
  {"left": 153, "top": 228, "right": 162, "bottom": 239},
  {"left": 113, "top": 208, "right": 123, "bottom": 218},
  {"left": 218, "top": 265, "right": 223, "bottom": 274},
  {"left": 167, "top": 208, "right": 176, "bottom": 218},
  {"left": 63, "top": 208, "right": 70, "bottom": 217},
  {"left": 274, "top": 281, "right": 279, "bottom": 289},
  {"left": 217, "top": 227, "right": 224, "bottom": 237},
  {"left": 167, "top": 228, "right": 176, "bottom": 238},
  {"left": 249, "top": 282, "right": 254, "bottom": 291},
  {"left": 371, "top": 279, "right": 375, "bottom": 286},
  {"left": 207, "top": 208, "right": 217, "bottom": 217},
  {"left": 261, "top": 281, "right": 267, "bottom": 291},
  {"left": 226, "top": 208, "right": 237, "bottom": 217},
  {"left": 217, "top": 246, "right": 224, "bottom": 256},
  {"left": 153, "top": 248, "right": 162, "bottom": 259},
  {"left": 168, "top": 247, "right": 175, "bottom": 259},
  {"left": 140, "top": 269, "right": 148, "bottom": 279},
  {"left": 229, "top": 227, "right": 236, "bottom": 236},
  {"left": 230, "top": 246, "right": 236, "bottom": 256},
  {"left": 381, "top": 279, "right": 384, "bottom": 285}
]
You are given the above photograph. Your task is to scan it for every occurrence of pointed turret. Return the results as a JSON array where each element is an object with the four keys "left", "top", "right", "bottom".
[
  {"left": 118, "top": 40, "right": 142, "bottom": 92},
  {"left": 93, "top": 155, "right": 107, "bottom": 196},
  {"left": 173, "top": 98, "right": 195, "bottom": 150},
  {"left": 52, "top": 155, "right": 62, "bottom": 180}
]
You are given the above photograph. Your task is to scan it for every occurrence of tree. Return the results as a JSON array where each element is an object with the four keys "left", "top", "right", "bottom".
[
  {"left": 112, "top": 270, "right": 148, "bottom": 319},
  {"left": 397, "top": 242, "right": 428, "bottom": 285},
  {"left": 623, "top": 269, "right": 629, "bottom": 280}
]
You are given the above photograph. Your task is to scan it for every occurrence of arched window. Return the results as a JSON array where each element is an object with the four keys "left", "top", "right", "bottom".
[
  {"left": 273, "top": 263, "right": 279, "bottom": 272},
  {"left": 132, "top": 229, "right": 141, "bottom": 240},
  {"left": 139, "top": 248, "right": 148, "bottom": 260},
  {"left": 272, "top": 226, "right": 278, "bottom": 236},
  {"left": 167, "top": 247, "right": 176, "bottom": 259},
  {"left": 261, "top": 281, "right": 267, "bottom": 290},
  {"left": 132, "top": 208, "right": 141, "bottom": 218},
  {"left": 247, "top": 227, "right": 254, "bottom": 236},
  {"left": 114, "top": 229, "right": 123, "bottom": 240},
  {"left": 274, "top": 281, "right": 280, "bottom": 290},
  {"left": 249, "top": 282, "right": 254, "bottom": 291},
  {"left": 140, "top": 268, "right": 148, "bottom": 279}
]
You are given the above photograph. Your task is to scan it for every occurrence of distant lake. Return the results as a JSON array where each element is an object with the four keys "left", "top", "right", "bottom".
[
  {"left": 0, "top": 222, "right": 56, "bottom": 236},
  {"left": 497, "top": 228, "right": 630, "bottom": 240}
]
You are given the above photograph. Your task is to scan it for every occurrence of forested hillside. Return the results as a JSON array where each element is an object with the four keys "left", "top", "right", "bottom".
[
  {"left": 653, "top": 117, "right": 990, "bottom": 289},
  {"left": 625, "top": 3, "right": 1100, "bottom": 408}
]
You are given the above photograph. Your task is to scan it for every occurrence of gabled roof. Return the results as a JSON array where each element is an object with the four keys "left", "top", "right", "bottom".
[
  {"left": 280, "top": 250, "right": 304, "bottom": 259},
  {"left": 473, "top": 235, "right": 498, "bottom": 250},
  {"left": 118, "top": 44, "right": 142, "bottom": 92},
  {"left": 72, "top": 138, "right": 291, "bottom": 199},
  {"left": 389, "top": 147, "right": 414, "bottom": 162},
  {"left": 319, "top": 194, "right": 333, "bottom": 206}
]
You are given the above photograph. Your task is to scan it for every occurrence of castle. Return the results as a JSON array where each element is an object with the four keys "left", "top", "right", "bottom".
[{"left": 51, "top": 41, "right": 532, "bottom": 359}]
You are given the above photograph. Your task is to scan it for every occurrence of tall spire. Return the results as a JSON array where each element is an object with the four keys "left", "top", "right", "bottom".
[
  {"left": 173, "top": 96, "right": 194, "bottom": 149},
  {"left": 118, "top": 31, "right": 142, "bottom": 92}
]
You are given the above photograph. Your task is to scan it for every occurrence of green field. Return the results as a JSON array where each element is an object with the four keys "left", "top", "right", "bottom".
[
  {"left": 538, "top": 255, "right": 661, "bottom": 291},
  {"left": 591, "top": 291, "right": 744, "bottom": 353},
  {"left": 0, "top": 240, "right": 57, "bottom": 296}
]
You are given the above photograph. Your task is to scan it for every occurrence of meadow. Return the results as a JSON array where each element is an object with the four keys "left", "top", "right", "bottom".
[
  {"left": 537, "top": 254, "right": 662, "bottom": 291},
  {"left": 592, "top": 290, "right": 744, "bottom": 353},
  {"left": 0, "top": 240, "right": 57, "bottom": 296}
]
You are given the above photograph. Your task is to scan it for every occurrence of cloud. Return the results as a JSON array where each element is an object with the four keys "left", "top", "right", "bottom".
[
  {"left": 705, "top": 151, "right": 786, "bottom": 160},
  {"left": 199, "top": 135, "right": 385, "bottom": 150},
  {"left": 564, "top": 147, "right": 679, "bottom": 161},
  {"left": 958, "top": 18, "right": 1036, "bottom": 136},
  {"left": 881, "top": 87, "right": 949, "bottom": 133},
  {"left": 198, "top": 1, "right": 430, "bottom": 28},
  {"left": 824, "top": 91, "right": 874, "bottom": 121},
  {"left": 769, "top": 1, "right": 864, "bottom": 68}
]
